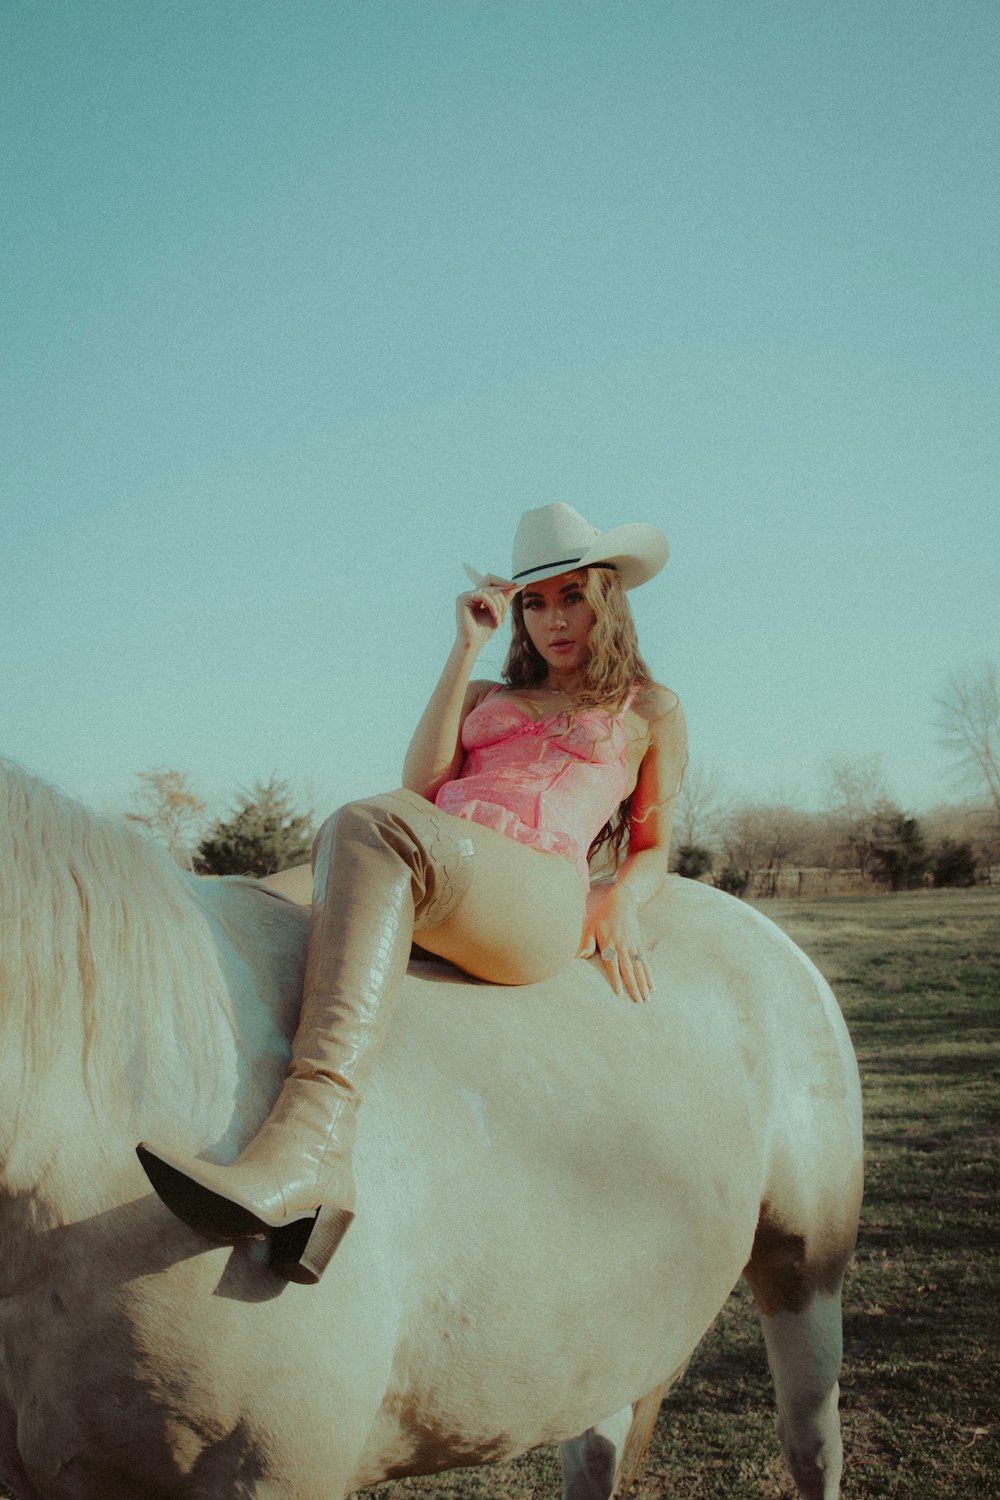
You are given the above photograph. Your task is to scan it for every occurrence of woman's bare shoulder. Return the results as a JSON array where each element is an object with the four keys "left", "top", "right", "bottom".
[
  {"left": 633, "top": 681, "right": 682, "bottom": 721},
  {"left": 465, "top": 678, "right": 500, "bottom": 711}
]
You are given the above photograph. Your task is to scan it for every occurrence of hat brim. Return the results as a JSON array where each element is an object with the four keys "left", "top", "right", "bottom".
[{"left": 465, "top": 522, "right": 668, "bottom": 594}]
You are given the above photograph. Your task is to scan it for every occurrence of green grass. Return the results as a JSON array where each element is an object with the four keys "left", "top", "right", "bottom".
[
  {"left": 374, "top": 888, "right": 1000, "bottom": 1499},
  {"left": 725, "top": 888, "right": 1000, "bottom": 1500}
]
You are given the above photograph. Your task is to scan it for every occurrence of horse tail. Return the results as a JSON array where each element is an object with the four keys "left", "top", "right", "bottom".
[{"left": 613, "top": 1366, "right": 688, "bottom": 1495}]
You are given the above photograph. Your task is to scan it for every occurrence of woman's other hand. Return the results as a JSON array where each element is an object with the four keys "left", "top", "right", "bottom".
[
  {"left": 579, "top": 884, "right": 652, "bottom": 1004},
  {"left": 456, "top": 579, "right": 516, "bottom": 652}
]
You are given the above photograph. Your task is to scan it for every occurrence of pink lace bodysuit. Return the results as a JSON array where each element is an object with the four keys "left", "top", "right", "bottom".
[{"left": 434, "top": 685, "right": 638, "bottom": 889}]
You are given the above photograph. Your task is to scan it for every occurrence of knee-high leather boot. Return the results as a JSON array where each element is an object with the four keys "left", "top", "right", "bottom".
[{"left": 137, "top": 791, "right": 474, "bottom": 1283}]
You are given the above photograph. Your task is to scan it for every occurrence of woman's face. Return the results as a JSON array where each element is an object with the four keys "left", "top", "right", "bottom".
[{"left": 519, "top": 570, "right": 597, "bottom": 679}]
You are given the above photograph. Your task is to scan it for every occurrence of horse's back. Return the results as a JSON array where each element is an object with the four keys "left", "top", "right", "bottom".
[{"left": 208, "top": 872, "right": 862, "bottom": 1303}]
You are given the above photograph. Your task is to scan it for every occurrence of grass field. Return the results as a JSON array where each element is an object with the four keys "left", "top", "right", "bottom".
[{"left": 372, "top": 887, "right": 1000, "bottom": 1500}]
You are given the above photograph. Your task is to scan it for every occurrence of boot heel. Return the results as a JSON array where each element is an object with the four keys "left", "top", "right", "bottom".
[{"left": 268, "top": 1205, "right": 354, "bottom": 1284}]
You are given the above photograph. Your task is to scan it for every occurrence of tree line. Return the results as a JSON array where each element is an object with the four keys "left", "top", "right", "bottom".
[
  {"left": 674, "top": 663, "right": 1000, "bottom": 894},
  {"left": 127, "top": 662, "right": 1000, "bottom": 896},
  {"left": 673, "top": 767, "right": 994, "bottom": 895}
]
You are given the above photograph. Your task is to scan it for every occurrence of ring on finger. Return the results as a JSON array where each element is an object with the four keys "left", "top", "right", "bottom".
[{"left": 600, "top": 946, "right": 617, "bottom": 962}]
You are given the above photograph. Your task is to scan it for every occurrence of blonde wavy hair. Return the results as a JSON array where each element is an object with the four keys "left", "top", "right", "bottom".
[{"left": 502, "top": 567, "right": 654, "bottom": 870}]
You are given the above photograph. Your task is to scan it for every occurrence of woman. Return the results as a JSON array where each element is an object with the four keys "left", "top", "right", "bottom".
[{"left": 138, "top": 503, "right": 687, "bottom": 1284}]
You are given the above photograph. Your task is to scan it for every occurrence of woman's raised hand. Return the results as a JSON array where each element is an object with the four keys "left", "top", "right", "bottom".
[{"left": 456, "top": 577, "right": 517, "bottom": 652}]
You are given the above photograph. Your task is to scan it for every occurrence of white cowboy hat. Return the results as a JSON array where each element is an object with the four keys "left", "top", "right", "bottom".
[{"left": 465, "top": 502, "right": 669, "bottom": 593}]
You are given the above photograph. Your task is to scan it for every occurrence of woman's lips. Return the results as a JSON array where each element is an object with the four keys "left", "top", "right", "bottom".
[{"left": 549, "top": 640, "right": 574, "bottom": 651}]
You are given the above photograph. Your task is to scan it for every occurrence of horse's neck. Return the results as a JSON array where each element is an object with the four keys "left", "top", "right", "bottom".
[
  {"left": 2, "top": 879, "right": 308, "bottom": 1219},
  {"left": 135, "top": 878, "right": 309, "bottom": 1155}
]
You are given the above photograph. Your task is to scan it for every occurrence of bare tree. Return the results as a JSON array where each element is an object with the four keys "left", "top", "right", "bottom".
[
  {"left": 128, "top": 768, "right": 206, "bottom": 866},
  {"left": 822, "top": 752, "right": 890, "bottom": 823},
  {"left": 820, "top": 752, "right": 893, "bottom": 875},
  {"left": 936, "top": 663, "right": 1000, "bottom": 823},
  {"left": 673, "top": 761, "right": 731, "bottom": 854},
  {"left": 718, "top": 802, "right": 812, "bottom": 895}
]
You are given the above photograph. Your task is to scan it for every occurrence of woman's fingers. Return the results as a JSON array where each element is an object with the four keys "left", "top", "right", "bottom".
[
  {"left": 459, "top": 586, "right": 510, "bottom": 636},
  {"left": 470, "top": 592, "right": 496, "bottom": 626},
  {"left": 619, "top": 948, "right": 649, "bottom": 1005},
  {"left": 631, "top": 952, "right": 654, "bottom": 1004},
  {"left": 469, "top": 586, "right": 510, "bottom": 627},
  {"left": 586, "top": 890, "right": 653, "bottom": 1005},
  {"left": 598, "top": 942, "right": 652, "bottom": 1004},
  {"left": 599, "top": 945, "right": 623, "bottom": 996},
  {"left": 463, "top": 565, "right": 518, "bottom": 592}
]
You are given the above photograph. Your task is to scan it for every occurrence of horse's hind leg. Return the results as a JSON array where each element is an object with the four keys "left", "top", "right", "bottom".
[
  {"left": 746, "top": 1208, "right": 856, "bottom": 1500},
  {"left": 558, "top": 1406, "right": 632, "bottom": 1500},
  {"left": 759, "top": 1291, "right": 845, "bottom": 1500}
]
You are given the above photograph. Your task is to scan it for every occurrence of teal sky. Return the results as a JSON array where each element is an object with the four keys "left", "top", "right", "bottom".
[{"left": 4, "top": 1, "right": 998, "bottom": 826}]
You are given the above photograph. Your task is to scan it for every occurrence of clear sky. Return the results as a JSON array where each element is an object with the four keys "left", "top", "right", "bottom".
[{"left": 4, "top": 0, "right": 998, "bottom": 829}]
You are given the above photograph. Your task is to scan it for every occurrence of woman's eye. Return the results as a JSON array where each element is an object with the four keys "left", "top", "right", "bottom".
[{"left": 564, "top": 592, "right": 582, "bottom": 604}]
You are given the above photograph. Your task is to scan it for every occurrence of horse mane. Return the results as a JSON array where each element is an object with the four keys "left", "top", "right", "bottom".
[{"left": 0, "top": 759, "right": 237, "bottom": 1112}]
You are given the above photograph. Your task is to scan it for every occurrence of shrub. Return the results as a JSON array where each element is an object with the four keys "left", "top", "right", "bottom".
[
  {"left": 196, "top": 777, "right": 314, "bottom": 877},
  {"left": 715, "top": 867, "right": 748, "bottom": 897},
  {"left": 870, "top": 812, "right": 929, "bottom": 891},
  {"left": 675, "top": 844, "right": 714, "bottom": 881},
  {"left": 932, "top": 838, "right": 978, "bottom": 888}
]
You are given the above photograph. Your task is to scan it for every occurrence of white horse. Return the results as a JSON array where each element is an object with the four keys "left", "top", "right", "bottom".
[{"left": 0, "top": 760, "right": 862, "bottom": 1500}]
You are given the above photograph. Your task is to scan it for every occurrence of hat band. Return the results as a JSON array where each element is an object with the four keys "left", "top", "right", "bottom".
[{"left": 513, "top": 555, "right": 617, "bottom": 583}]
